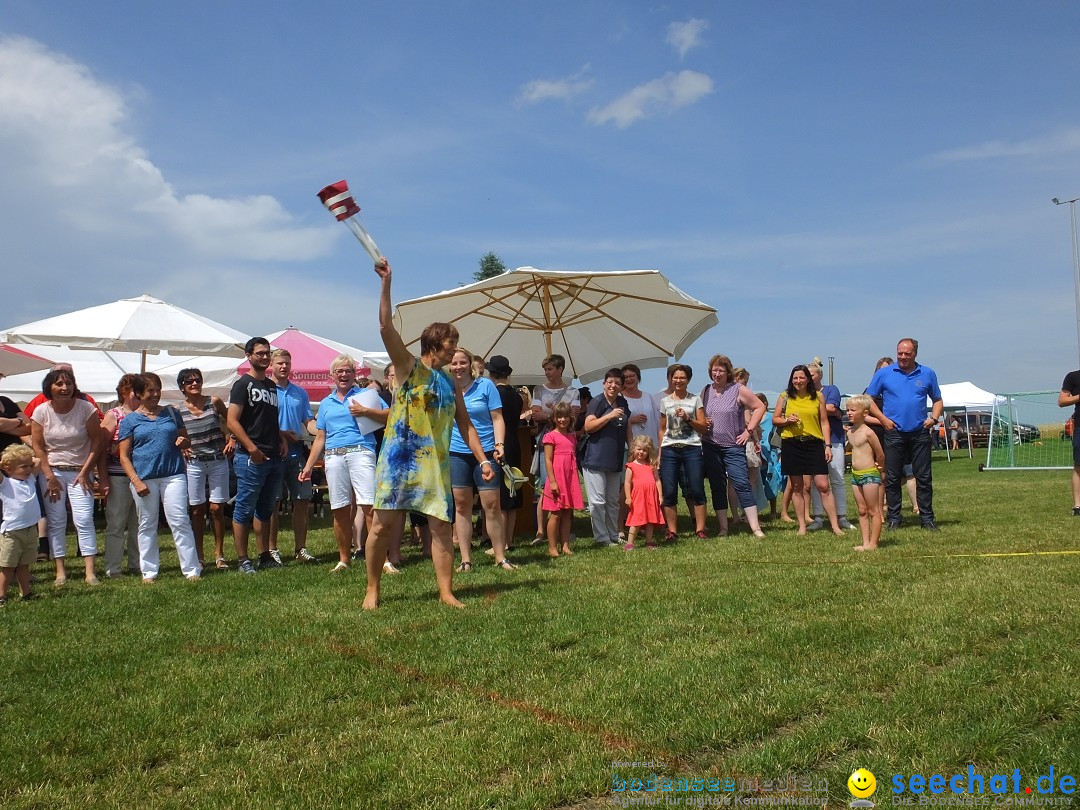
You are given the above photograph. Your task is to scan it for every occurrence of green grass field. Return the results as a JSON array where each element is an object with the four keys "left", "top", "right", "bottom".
[{"left": 1, "top": 454, "right": 1078, "bottom": 808}]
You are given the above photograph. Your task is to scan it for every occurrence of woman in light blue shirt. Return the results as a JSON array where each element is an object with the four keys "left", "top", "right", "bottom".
[{"left": 447, "top": 348, "right": 511, "bottom": 572}]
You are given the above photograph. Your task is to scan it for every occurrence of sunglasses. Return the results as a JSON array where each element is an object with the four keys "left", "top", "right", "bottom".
[{"left": 182, "top": 378, "right": 202, "bottom": 385}]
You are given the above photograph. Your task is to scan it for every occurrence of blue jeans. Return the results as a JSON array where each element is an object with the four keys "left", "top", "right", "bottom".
[
  {"left": 702, "top": 443, "right": 755, "bottom": 510},
  {"left": 883, "top": 430, "right": 934, "bottom": 523},
  {"left": 233, "top": 453, "right": 285, "bottom": 526},
  {"left": 659, "top": 444, "right": 706, "bottom": 507}
]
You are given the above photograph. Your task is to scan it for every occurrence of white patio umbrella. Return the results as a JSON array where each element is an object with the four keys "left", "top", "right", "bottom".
[
  {"left": 393, "top": 267, "right": 718, "bottom": 385},
  {"left": 0, "top": 294, "right": 248, "bottom": 372},
  {"left": 0, "top": 345, "right": 53, "bottom": 377}
]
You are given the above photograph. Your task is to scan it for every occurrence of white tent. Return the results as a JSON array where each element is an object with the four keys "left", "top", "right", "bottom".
[
  {"left": 931, "top": 381, "right": 1003, "bottom": 459},
  {"left": 0, "top": 344, "right": 240, "bottom": 405}
]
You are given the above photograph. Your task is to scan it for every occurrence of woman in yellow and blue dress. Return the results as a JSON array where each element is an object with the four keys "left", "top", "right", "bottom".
[{"left": 363, "top": 258, "right": 492, "bottom": 610}]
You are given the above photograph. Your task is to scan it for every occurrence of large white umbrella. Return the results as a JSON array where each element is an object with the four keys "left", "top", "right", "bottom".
[
  {"left": 0, "top": 294, "right": 248, "bottom": 371},
  {"left": 393, "top": 267, "right": 718, "bottom": 385},
  {"left": 0, "top": 345, "right": 53, "bottom": 377}
]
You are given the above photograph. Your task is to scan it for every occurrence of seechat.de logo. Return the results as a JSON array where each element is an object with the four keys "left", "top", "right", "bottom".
[{"left": 849, "top": 768, "right": 877, "bottom": 808}]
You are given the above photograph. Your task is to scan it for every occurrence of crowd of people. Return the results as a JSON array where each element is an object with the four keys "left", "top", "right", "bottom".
[{"left": 0, "top": 260, "right": 949, "bottom": 607}]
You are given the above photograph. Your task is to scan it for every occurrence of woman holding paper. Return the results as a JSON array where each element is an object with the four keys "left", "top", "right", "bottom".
[{"left": 300, "top": 355, "right": 388, "bottom": 572}]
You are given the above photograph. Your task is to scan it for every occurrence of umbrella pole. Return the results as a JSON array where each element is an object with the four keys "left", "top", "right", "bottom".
[{"left": 141, "top": 350, "right": 147, "bottom": 373}]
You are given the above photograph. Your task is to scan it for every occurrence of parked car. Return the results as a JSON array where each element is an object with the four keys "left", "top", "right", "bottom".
[{"left": 953, "top": 410, "right": 1040, "bottom": 447}]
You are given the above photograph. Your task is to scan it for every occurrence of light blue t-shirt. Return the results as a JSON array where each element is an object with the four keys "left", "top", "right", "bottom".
[
  {"left": 276, "top": 381, "right": 313, "bottom": 459},
  {"left": 316, "top": 387, "right": 386, "bottom": 452},
  {"left": 449, "top": 377, "right": 501, "bottom": 454},
  {"left": 866, "top": 363, "right": 942, "bottom": 433},
  {"left": 117, "top": 407, "right": 186, "bottom": 480}
]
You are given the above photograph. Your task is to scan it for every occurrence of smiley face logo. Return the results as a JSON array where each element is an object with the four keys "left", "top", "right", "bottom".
[{"left": 848, "top": 768, "right": 877, "bottom": 799}]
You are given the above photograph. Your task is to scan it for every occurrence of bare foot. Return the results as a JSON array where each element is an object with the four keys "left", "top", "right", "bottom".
[
  {"left": 362, "top": 587, "right": 380, "bottom": 611},
  {"left": 440, "top": 594, "right": 466, "bottom": 609},
  {"left": 752, "top": 530, "right": 766, "bottom": 538},
  {"left": 85, "top": 576, "right": 101, "bottom": 586},
  {"left": 780, "top": 515, "right": 794, "bottom": 523},
  {"left": 796, "top": 528, "right": 807, "bottom": 536},
  {"left": 832, "top": 528, "right": 845, "bottom": 536},
  {"left": 548, "top": 550, "right": 560, "bottom": 558},
  {"left": 560, "top": 544, "right": 574, "bottom": 555}
]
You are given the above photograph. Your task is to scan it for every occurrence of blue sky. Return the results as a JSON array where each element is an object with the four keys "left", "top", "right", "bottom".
[{"left": 2, "top": 2, "right": 1080, "bottom": 397}]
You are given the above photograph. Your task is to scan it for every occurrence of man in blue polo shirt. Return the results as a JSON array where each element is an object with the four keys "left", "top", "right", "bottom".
[
  {"left": 268, "top": 349, "right": 317, "bottom": 565},
  {"left": 866, "top": 338, "right": 943, "bottom": 531}
]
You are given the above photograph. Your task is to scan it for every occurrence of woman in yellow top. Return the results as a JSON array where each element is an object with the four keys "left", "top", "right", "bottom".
[{"left": 772, "top": 365, "right": 844, "bottom": 536}]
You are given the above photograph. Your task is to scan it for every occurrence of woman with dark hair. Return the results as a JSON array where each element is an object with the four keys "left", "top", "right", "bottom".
[
  {"left": 176, "top": 367, "right": 234, "bottom": 570},
  {"left": 363, "top": 259, "right": 493, "bottom": 609},
  {"left": 101, "top": 373, "right": 142, "bottom": 577},
  {"left": 486, "top": 355, "right": 523, "bottom": 555},
  {"left": 582, "top": 368, "right": 632, "bottom": 546},
  {"left": 118, "top": 373, "right": 201, "bottom": 582},
  {"left": 773, "top": 365, "right": 843, "bottom": 536},
  {"left": 30, "top": 367, "right": 106, "bottom": 586},
  {"left": 700, "top": 354, "right": 767, "bottom": 537},
  {"left": 658, "top": 364, "right": 708, "bottom": 540}
]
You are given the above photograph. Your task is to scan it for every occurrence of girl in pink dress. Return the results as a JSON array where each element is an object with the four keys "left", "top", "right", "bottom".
[
  {"left": 542, "top": 403, "right": 583, "bottom": 557},
  {"left": 624, "top": 435, "right": 663, "bottom": 550}
]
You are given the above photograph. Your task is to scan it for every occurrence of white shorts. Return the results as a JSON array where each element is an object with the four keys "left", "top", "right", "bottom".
[
  {"left": 186, "top": 457, "right": 230, "bottom": 505},
  {"left": 325, "top": 448, "right": 376, "bottom": 510}
]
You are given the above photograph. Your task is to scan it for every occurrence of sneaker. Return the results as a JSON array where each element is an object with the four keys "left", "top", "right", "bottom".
[
  {"left": 295, "top": 548, "right": 317, "bottom": 563},
  {"left": 807, "top": 519, "right": 824, "bottom": 532},
  {"left": 885, "top": 521, "right": 902, "bottom": 532},
  {"left": 330, "top": 561, "right": 350, "bottom": 573},
  {"left": 269, "top": 549, "right": 283, "bottom": 566},
  {"left": 351, "top": 549, "right": 364, "bottom": 561},
  {"left": 618, "top": 532, "right": 627, "bottom": 542},
  {"left": 921, "top": 521, "right": 940, "bottom": 532},
  {"left": 259, "top": 553, "right": 283, "bottom": 570},
  {"left": 238, "top": 559, "right": 257, "bottom": 575},
  {"left": 1073, "top": 507, "right": 1080, "bottom": 516},
  {"left": 837, "top": 518, "right": 855, "bottom": 530},
  {"left": 623, "top": 542, "right": 635, "bottom": 551},
  {"left": 594, "top": 539, "right": 616, "bottom": 548}
]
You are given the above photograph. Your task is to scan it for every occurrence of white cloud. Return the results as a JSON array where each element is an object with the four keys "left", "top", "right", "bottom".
[
  {"left": 0, "top": 36, "right": 332, "bottom": 264},
  {"left": 587, "top": 70, "right": 713, "bottom": 129},
  {"left": 666, "top": 18, "right": 708, "bottom": 59},
  {"left": 925, "top": 127, "right": 1080, "bottom": 164},
  {"left": 517, "top": 65, "right": 594, "bottom": 105}
]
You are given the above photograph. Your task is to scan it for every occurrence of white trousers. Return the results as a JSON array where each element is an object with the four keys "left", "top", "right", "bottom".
[
  {"left": 43, "top": 468, "right": 98, "bottom": 558},
  {"left": 131, "top": 474, "right": 201, "bottom": 579},
  {"left": 811, "top": 441, "right": 848, "bottom": 518},
  {"left": 105, "top": 474, "right": 140, "bottom": 575}
]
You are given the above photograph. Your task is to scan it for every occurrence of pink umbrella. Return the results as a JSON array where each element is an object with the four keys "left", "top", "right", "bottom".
[{"left": 237, "top": 328, "right": 389, "bottom": 401}]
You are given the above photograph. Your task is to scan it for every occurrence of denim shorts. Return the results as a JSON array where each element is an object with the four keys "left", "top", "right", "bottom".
[{"left": 449, "top": 451, "right": 501, "bottom": 492}]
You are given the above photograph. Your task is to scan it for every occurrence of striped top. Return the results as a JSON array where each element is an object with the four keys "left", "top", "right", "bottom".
[
  {"left": 106, "top": 406, "right": 131, "bottom": 475},
  {"left": 177, "top": 396, "right": 227, "bottom": 461},
  {"left": 702, "top": 382, "right": 745, "bottom": 447}
]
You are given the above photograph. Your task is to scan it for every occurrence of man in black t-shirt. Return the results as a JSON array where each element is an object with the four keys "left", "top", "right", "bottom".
[
  {"left": 1058, "top": 369, "right": 1080, "bottom": 516},
  {"left": 227, "top": 338, "right": 287, "bottom": 573}
]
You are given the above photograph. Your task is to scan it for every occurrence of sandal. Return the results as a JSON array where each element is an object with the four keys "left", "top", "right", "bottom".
[
  {"left": 496, "top": 559, "right": 517, "bottom": 570},
  {"left": 664, "top": 531, "right": 677, "bottom": 542},
  {"left": 215, "top": 557, "right": 229, "bottom": 570},
  {"left": 383, "top": 561, "right": 401, "bottom": 574},
  {"left": 695, "top": 530, "right": 707, "bottom": 540},
  {"left": 456, "top": 561, "right": 472, "bottom": 573}
]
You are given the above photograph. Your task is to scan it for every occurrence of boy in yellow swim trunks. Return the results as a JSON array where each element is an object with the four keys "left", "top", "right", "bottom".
[{"left": 846, "top": 395, "right": 885, "bottom": 551}]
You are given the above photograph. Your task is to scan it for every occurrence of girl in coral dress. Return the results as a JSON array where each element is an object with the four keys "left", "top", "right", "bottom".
[
  {"left": 542, "top": 403, "right": 583, "bottom": 557},
  {"left": 623, "top": 436, "right": 663, "bottom": 550}
]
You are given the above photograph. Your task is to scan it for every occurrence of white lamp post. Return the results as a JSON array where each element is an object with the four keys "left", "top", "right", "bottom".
[{"left": 1052, "top": 197, "right": 1080, "bottom": 364}]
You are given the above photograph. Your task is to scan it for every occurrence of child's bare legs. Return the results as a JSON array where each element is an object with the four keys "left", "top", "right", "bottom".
[
  {"left": 813, "top": 474, "right": 844, "bottom": 535},
  {"left": 905, "top": 476, "right": 919, "bottom": 514},
  {"left": 1, "top": 565, "right": 31, "bottom": 598},
  {"left": 864, "top": 482, "right": 882, "bottom": 549},
  {"left": 643, "top": 524, "right": 656, "bottom": 548},
  {"left": 625, "top": 525, "right": 637, "bottom": 550},
  {"left": 852, "top": 484, "right": 871, "bottom": 550},
  {"left": 744, "top": 504, "right": 765, "bottom": 538},
  {"left": 559, "top": 510, "right": 573, "bottom": 555},
  {"left": 546, "top": 509, "right": 561, "bottom": 557}
]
